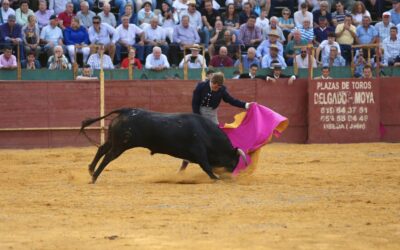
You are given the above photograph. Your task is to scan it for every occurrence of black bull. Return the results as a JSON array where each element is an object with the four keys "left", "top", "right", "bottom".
[{"left": 80, "top": 108, "right": 247, "bottom": 183}]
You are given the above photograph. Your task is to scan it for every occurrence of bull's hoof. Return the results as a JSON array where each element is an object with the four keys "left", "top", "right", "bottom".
[
  {"left": 91, "top": 176, "right": 97, "bottom": 184},
  {"left": 88, "top": 166, "right": 94, "bottom": 176}
]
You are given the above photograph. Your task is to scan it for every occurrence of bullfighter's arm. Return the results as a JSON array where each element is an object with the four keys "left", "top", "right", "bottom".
[{"left": 222, "top": 88, "right": 247, "bottom": 109}]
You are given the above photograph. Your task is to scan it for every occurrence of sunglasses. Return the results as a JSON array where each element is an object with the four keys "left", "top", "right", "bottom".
[
  {"left": 283, "top": 13, "right": 290, "bottom": 15},
  {"left": 93, "top": 21, "right": 100, "bottom": 24}
]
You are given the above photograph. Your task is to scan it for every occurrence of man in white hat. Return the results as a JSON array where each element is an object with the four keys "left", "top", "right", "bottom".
[
  {"left": 375, "top": 12, "right": 395, "bottom": 43},
  {"left": 261, "top": 44, "right": 287, "bottom": 69},
  {"left": 256, "top": 29, "right": 284, "bottom": 58},
  {"left": 179, "top": 44, "right": 207, "bottom": 69}
]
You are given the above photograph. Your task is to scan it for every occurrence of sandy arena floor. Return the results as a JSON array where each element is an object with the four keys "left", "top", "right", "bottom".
[{"left": 0, "top": 143, "right": 399, "bottom": 250}]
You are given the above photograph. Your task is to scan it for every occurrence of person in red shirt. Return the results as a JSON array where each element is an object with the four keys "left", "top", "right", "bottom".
[
  {"left": 209, "top": 46, "right": 234, "bottom": 68},
  {"left": 57, "top": 2, "right": 75, "bottom": 30},
  {"left": 120, "top": 47, "right": 142, "bottom": 69}
]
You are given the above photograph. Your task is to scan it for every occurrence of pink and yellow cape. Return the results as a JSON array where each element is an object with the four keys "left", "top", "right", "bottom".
[{"left": 220, "top": 103, "right": 289, "bottom": 176}]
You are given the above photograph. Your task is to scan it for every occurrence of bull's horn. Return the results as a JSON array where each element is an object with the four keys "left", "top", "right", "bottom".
[{"left": 237, "top": 148, "right": 248, "bottom": 165}]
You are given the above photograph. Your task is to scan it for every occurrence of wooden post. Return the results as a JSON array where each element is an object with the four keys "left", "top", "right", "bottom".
[
  {"left": 201, "top": 45, "right": 206, "bottom": 81},
  {"left": 99, "top": 46, "right": 105, "bottom": 145},
  {"left": 310, "top": 46, "right": 315, "bottom": 79},
  {"left": 17, "top": 42, "right": 21, "bottom": 80},
  {"left": 351, "top": 47, "right": 355, "bottom": 77},
  {"left": 183, "top": 46, "right": 188, "bottom": 80}
]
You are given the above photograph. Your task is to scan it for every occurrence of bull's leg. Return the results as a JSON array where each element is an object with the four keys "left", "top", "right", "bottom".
[
  {"left": 199, "top": 161, "right": 219, "bottom": 180},
  {"left": 88, "top": 142, "right": 111, "bottom": 176},
  {"left": 91, "top": 148, "right": 125, "bottom": 184},
  {"left": 178, "top": 160, "right": 189, "bottom": 172}
]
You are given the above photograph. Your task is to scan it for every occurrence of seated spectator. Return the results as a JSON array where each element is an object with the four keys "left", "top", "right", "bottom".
[
  {"left": 351, "top": 1, "right": 370, "bottom": 26},
  {"left": 144, "top": 17, "right": 168, "bottom": 59},
  {"left": 269, "top": 0, "right": 295, "bottom": 18},
  {"left": 76, "top": 64, "right": 98, "bottom": 80},
  {"left": 208, "top": 20, "right": 227, "bottom": 56},
  {"left": 285, "top": 29, "right": 308, "bottom": 66},
  {"left": 49, "top": 0, "right": 70, "bottom": 15},
  {"left": 314, "top": 66, "right": 332, "bottom": 79},
  {"left": 314, "top": 16, "right": 334, "bottom": 45},
  {"left": 0, "top": 0, "right": 16, "bottom": 24},
  {"left": 376, "top": 12, "right": 394, "bottom": 43},
  {"left": 210, "top": 46, "right": 234, "bottom": 67},
  {"left": 57, "top": 2, "right": 75, "bottom": 30},
  {"left": 103, "top": 0, "right": 127, "bottom": 19},
  {"left": 278, "top": 7, "right": 295, "bottom": 39},
  {"left": 239, "top": 63, "right": 263, "bottom": 79},
  {"left": 40, "top": 15, "right": 64, "bottom": 57},
  {"left": 234, "top": 47, "right": 261, "bottom": 70},
  {"left": 87, "top": 44, "right": 114, "bottom": 70},
  {"left": 289, "top": 18, "right": 314, "bottom": 43},
  {"left": 121, "top": 47, "right": 143, "bottom": 69},
  {"left": 356, "top": 16, "right": 378, "bottom": 45},
  {"left": 361, "top": 64, "right": 373, "bottom": 78},
  {"left": 145, "top": 46, "right": 170, "bottom": 70},
  {"left": 21, "top": 51, "right": 41, "bottom": 69},
  {"left": 169, "top": 15, "right": 200, "bottom": 66},
  {"left": 97, "top": 3, "right": 117, "bottom": 28},
  {"left": 239, "top": 2, "right": 258, "bottom": 25},
  {"left": 265, "top": 63, "right": 296, "bottom": 84},
  {"left": 15, "top": 0, "right": 34, "bottom": 26},
  {"left": 22, "top": 15, "right": 41, "bottom": 58},
  {"left": 294, "top": 2, "right": 313, "bottom": 28},
  {"left": 0, "top": 46, "right": 17, "bottom": 69},
  {"left": 222, "top": 3, "right": 239, "bottom": 30},
  {"left": 382, "top": 26, "right": 400, "bottom": 66},
  {"left": 71, "top": 0, "right": 94, "bottom": 13},
  {"left": 238, "top": 15, "right": 262, "bottom": 50},
  {"left": 263, "top": 16, "right": 285, "bottom": 43},
  {"left": 256, "top": 29, "right": 284, "bottom": 58},
  {"left": 180, "top": 0, "right": 203, "bottom": 43},
  {"left": 0, "top": 14, "right": 23, "bottom": 58},
  {"left": 390, "top": 0, "right": 400, "bottom": 26},
  {"left": 312, "top": 1, "right": 332, "bottom": 28},
  {"left": 88, "top": 16, "right": 118, "bottom": 62},
  {"left": 159, "top": 1, "right": 178, "bottom": 43},
  {"left": 332, "top": 1, "right": 351, "bottom": 27},
  {"left": 116, "top": 15, "right": 145, "bottom": 64},
  {"left": 76, "top": 1, "right": 96, "bottom": 30},
  {"left": 335, "top": 14, "right": 358, "bottom": 64},
  {"left": 322, "top": 46, "right": 346, "bottom": 67},
  {"left": 316, "top": 32, "right": 341, "bottom": 64},
  {"left": 48, "top": 45, "right": 71, "bottom": 70},
  {"left": 172, "top": 0, "right": 189, "bottom": 19},
  {"left": 138, "top": 2, "right": 154, "bottom": 29},
  {"left": 35, "top": 0, "right": 54, "bottom": 30},
  {"left": 64, "top": 17, "right": 90, "bottom": 64},
  {"left": 179, "top": 44, "right": 206, "bottom": 69},
  {"left": 256, "top": 9, "right": 269, "bottom": 31},
  {"left": 118, "top": 3, "right": 137, "bottom": 26},
  {"left": 295, "top": 47, "right": 317, "bottom": 69},
  {"left": 201, "top": 0, "right": 220, "bottom": 49},
  {"left": 262, "top": 44, "right": 287, "bottom": 69}
]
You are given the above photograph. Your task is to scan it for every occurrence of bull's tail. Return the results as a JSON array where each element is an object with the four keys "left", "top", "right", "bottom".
[{"left": 80, "top": 108, "right": 129, "bottom": 145}]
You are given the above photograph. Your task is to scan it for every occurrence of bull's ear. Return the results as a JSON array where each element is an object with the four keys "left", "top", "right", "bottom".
[{"left": 236, "top": 148, "right": 248, "bottom": 165}]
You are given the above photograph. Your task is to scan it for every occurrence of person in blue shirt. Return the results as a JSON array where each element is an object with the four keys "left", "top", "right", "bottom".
[{"left": 64, "top": 16, "right": 90, "bottom": 64}]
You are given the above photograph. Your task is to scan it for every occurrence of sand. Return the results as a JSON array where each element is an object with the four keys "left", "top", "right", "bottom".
[{"left": 0, "top": 143, "right": 399, "bottom": 250}]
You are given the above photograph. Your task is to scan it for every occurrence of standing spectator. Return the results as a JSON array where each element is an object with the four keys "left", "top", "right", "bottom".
[
  {"left": 261, "top": 44, "right": 287, "bottom": 69},
  {"left": 22, "top": 14, "right": 41, "bottom": 58},
  {"left": 88, "top": 16, "right": 118, "bottom": 62},
  {"left": 35, "top": 0, "right": 54, "bottom": 30},
  {"left": 210, "top": 46, "right": 234, "bottom": 67},
  {"left": 256, "top": 29, "right": 283, "bottom": 58},
  {"left": 263, "top": 16, "right": 285, "bottom": 42},
  {"left": 382, "top": 26, "right": 400, "bottom": 66},
  {"left": 322, "top": 46, "right": 346, "bottom": 67},
  {"left": 314, "top": 66, "right": 332, "bottom": 79},
  {"left": 47, "top": 45, "right": 71, "bottom": 70},
  {"left": 238, "top": 15, "right": 262, "bottom": 50},
  {"left": 376, "top": 12, "right": 395, "bottom": 43},
  {"left": 285, "top": 29, "right": 308, "bottom": 66},
  {"left": 21, "top": 51, "right": 41, "bottom": 69},
  {"left": 57, "top": 2, "right": 75, "bottom": 30},
  {"left": 159, "top": 1, "right": 177, "bottom": 43},
  {"left": 351, "top": 1, "right": 370, "bottom": 26},
  {"left": 40, "top": 14, "right": 64, "bottom": 56},
  {"left": 76, "top": 1, "right": 96, "bottom": 30},
  {"left": 0, "top": 46, "right": 17, "bottom": 69},
  {"left": 222, "top": 3, "right": 239, "bottom": 30},
  {"left": 234, "top": 47, "right": 261, "bottom": 70},
  {"left": 239, "top": 2, "right": 258, "bottom": 25},
  {"left": 335, "top": 14, "right": 358, "bottom": 64},
  {"left": 201, "top": 0, "right": 220, "bottom": 48},
  {"left": 87, "top": 44, "right": 114, "bottom": 70},
  {"left": 170, "top": 15, "right": 200, "bottom": 66},
  {"left": 15, "top": 0, "right": 34, "bottom": 27},
  {"left": 115, "top": 15, "right": 145, "bottom": 63},
  {"left": 145, "top": 46, "right": 170, "bottom": 70},
  {"left": 121, "top": 47, "right": 143, "bottom": 69},
  {"left": 356, "top": 16, "right": 378, "bottom": 45},
  {"left": 294, "top": 2, "right": 313, "bottom": 28},
  {"left": 332, "top": 1, "right": 351, "bottom": 27},
  {"left": 97, "top": 3, "right": 117, "bottom": 28},
  {"left": 137, "top": 2, "right": 154, "bottom": 29},
  {"left": 316, "top": 32, "right": 341, "bottom": 64},
  {"left": 314, "top": 16, "right": 334, "bottom": 45},
  {"left": 312, "top": 1, "right": 332, "bottom": 27},
  {"left": 144, "top": 17, "right": 168, "bottom": 58},
  {"left": 0, "top": 0, "right": 16, "bottom": 24},
  {"left": 179, "top": 44, "right": 207, "bottom": 69},
  {"left": 48, "top": 0, "right": 69, "bottom": 15},
  {"left": 64, "top": 17, "right": 90, "bottom": 64},
  {"left": 390, "top": 0, "right": 400, "bottom": 26},
  {"left": 295, "top": 47, "right": 317, "bottom": 68},
  {"left": 0, "top": 14, "right": 23, "bottom": 57},
  {"left": 278, "top": 7, "right": 295, "bottom": 40}
]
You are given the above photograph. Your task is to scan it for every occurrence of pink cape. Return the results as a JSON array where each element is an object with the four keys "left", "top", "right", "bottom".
[{"left": 219, "top": 103, "right": 289, "bottom": 176}]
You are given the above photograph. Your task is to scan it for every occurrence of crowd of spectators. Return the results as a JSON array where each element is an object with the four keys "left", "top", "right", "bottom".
[{"left": 0, "top": 0, "right": 398, "bottom": 78}]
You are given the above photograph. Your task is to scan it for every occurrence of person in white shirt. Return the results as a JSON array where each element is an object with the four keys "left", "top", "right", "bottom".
[
  {"left": 48, "top": 0, "right": 69, "bottom": 15},
  {"left": 40, "top": 15, "right": 64, "bottom": 56},
  {"left": 88, "top": 16, "right": 118, "bottom": 61},
  {"left": 87, "top": 44, "right": 115, "bottom": 70},
  {"left": 314, "top": 66, "right": 333, "bottom": 79},
  {"left": 97, "top": 3, "right": 116, "bottom": 28},
  {"left": 35, "top": 0, "right": 54, "bottom": 30},
  {"left": 144, "top": 17, "right": 169, "bottom": 59},
  {"left": 15, "top": 0, "right": 34, "bottom": 26},
  {"left": 295, "top": 47, "right": 317, "bottom": 69},
  {"left": 256, "top": 9, "right": 269, "bottom": 31},
  {"left": 0, "top": 0, "right": 16, "bottom": 24},
  {"left": 145, "top": 46, "right": 170, "bottom": 70},
  {"left": 316, "top": 32, "right": 341, "bottom": 64},
  {"left": 115, "top": 15, "right": 145, "bottom": 63},
  {"left": 294, "top": 2, "right": 313, "bottom": 28},
  {"left": 179, "top": 44, "right": 207, "bottom": 69}
]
